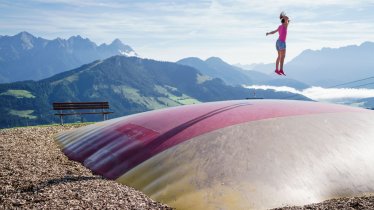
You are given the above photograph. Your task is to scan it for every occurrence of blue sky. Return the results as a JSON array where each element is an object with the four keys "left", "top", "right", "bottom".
[{"left": 1, "top": 0, "right": 374, "bottom": 64}]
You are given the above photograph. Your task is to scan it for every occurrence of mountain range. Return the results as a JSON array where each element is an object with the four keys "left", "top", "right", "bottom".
[
  {"left": 178, "top": 57, "right": 310, "bottom": 90},
  {"left": 286, "top": 42, "right": 374, "bottom": 87},
  {"left": 0, "top": 32, "right": 137, "bottom": 83},
  {"left": 244, "top": 42, "right": 374, "bottom": 87},
  {"left": 0, "top": 55, "right": 308, "bottom": 128},
  {"left": 8, "top": 31, "right": 370, "bottom": 128},
  {"left": 352, "top": 97, "right": 374, "bottom": 109},
  {"left": 178, "top": 57, "right": 253, "bottom": 86}
]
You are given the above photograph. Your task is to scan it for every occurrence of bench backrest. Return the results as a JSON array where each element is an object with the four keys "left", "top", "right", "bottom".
[{"left": 53, "top": 102, "right": 110, "bottom": 110}]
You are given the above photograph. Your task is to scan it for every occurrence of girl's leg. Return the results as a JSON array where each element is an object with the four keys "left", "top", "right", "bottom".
[
  {"left": 276, "top": 50, "right": 281, "bottom": 70},
  {"left": 279, "top": 49, "right": 286, "bottom": 70}
]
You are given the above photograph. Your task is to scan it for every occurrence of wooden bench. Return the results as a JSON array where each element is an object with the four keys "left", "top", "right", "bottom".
[
  {"left": 245, "top": 97, "right": 264, "bottom": 100},
  {"left": 53, "top": 102, "right": 113, "bottom": 125}
]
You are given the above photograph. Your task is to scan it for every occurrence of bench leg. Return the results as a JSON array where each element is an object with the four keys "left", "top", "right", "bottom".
[{"left": 60, "top": 115, "right": 63, "bottom": 125}]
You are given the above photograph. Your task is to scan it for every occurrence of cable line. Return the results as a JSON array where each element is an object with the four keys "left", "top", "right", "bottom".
[
  {"left": 328, "top": 76, "right": 374, "bottom": 88},
  {"left": 350, "top": 81, "right": 374, "bottom": 89}
]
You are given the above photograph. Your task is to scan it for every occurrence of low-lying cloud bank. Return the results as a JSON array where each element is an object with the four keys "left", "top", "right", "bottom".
[{"left": 245, "top": 85, "right": 374, "bottom": 103}]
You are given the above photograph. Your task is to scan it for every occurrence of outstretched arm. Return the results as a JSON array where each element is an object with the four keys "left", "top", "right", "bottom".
[{"left": 266, "top": 29, "right": 278, "bottom": 36}]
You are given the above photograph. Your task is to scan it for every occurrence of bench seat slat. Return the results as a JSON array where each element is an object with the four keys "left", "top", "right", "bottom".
[
  {"left": 55, "top": 112, "right": 114, "bottom": 116},
  {"left": 53, "top": 102, "right": 110, "bottom": 110},
  {"left": 53, "top": 102, "right": 108, "bottom": 104},
  {"left": 53, "top": 106, "right": 110, "bottom": 110}
]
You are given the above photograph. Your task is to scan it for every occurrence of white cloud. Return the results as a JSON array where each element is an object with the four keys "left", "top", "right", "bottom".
[
  {"left": 31, "top": 0, "right": 130, "bottom": 8},
  {"left": 245, "top": 85, "right": 374, "bottom": 102},
  {"left": 302, "top": 87, "right": 374, "bottom": 101}
]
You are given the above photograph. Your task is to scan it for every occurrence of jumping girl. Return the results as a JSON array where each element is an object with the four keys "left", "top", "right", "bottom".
[{"left": 266, "top": 12, "right": 290, "bottom": 76}]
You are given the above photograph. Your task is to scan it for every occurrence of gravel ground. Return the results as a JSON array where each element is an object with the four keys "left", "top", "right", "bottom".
[
  {"left": 274, "top": 196, "right": 374, "bottom": 210},
  {"left": 1, "top": 124, "right": 374, "bottom": 210},
  {"left": 0, "top": 125, "right": 172, "bottom": 210}
]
